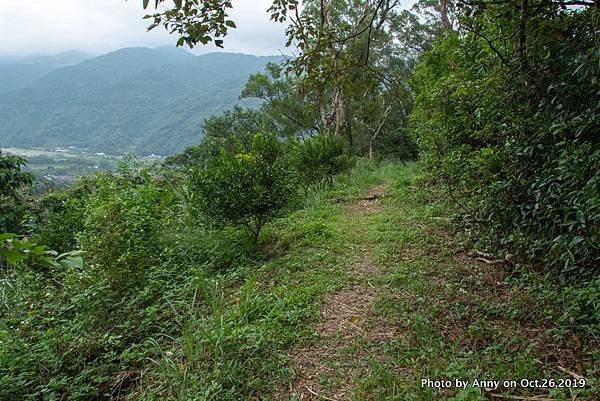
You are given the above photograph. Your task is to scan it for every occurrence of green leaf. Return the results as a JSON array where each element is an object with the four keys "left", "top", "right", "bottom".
[
  {"left": 0, "top": 233, "right": 17, "bottom": 241},
  {"left": 30, "top": 245, "right": 48, "bottom": 256},
  {"left": 225, "top": 20, "right": 237, "bottom": 28},
  {"left": 60, "top": 256, "right": 83, "bottom": 269},
  {"left": 60, "top": 256, "right": 84, "bottom": 269},
  {"left": 2, "top": 251, "right": 27, "bottom": 264}
]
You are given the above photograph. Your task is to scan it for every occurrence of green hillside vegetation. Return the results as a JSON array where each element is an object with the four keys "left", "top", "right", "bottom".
[
  {"left": 0, "top": 1, "right": 598, "bottom": 400},
  {"left": 0, "top": 51, "right": 90, "bottom": 94},
  {"left": 0, "top": 49, "right": 281, "bottom": 155}
]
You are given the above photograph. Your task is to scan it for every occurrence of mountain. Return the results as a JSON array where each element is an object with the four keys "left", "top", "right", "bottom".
[
  {"left": 0, "top": 51, "right": 90, "bottom": 94},
  {"left": 0, "top": 48, "right": 282, "bottom": 155}
]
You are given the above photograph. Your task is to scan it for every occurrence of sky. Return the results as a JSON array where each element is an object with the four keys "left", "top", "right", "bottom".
[{"left": 0, "top": 0, "right": 289, "bottom": 57}]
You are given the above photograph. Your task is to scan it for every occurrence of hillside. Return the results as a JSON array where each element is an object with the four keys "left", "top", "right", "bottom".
[
  {"left": 0, "top": 48, "right": 282, "bottom": 155},
  {"left": 0, "top": 51, "right": 90, "bottom": 94},
  {"left": 1, "top": 2, "right": 598, "bottom": 400},
  {"left": 2, "top": 162, "right": 596, "bottom": 399}
]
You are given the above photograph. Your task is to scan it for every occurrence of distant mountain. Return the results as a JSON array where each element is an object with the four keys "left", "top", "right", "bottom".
[
  {"left": 0, "top": 48, "right": 283, "bottom": 155},
  {"left": 0, "top": 51, "right": 90, "bottom": 94}
]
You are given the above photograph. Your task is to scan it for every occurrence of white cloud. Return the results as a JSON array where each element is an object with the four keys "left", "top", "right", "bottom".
[{"left": 0, "top": 0, "right": 287, "bottom": 57}]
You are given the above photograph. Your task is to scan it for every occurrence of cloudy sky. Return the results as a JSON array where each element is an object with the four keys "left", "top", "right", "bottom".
[{"left": 0, "top": 0, "right": 288, "bottom": 57}]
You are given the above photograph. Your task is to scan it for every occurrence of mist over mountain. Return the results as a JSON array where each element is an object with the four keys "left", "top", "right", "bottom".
[
  {"left": 0, "top": 51, "right": 90, "bottom": 94},
  {"left": 0, "top": 47, "right": 282, "bottom": 155}
]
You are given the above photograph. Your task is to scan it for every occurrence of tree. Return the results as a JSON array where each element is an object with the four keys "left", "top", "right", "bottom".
[
  {"left": 137, "top": 0, "right": 426, "bottom": 159},
  {"left": 191, "top": 133, "right": 298, "bottom": 244},
  {"left": 165, "top": 106, "right": 275, "bottom": 168},
  {"left": 412, "top": 3, "right": 600, "bottom": 276},
  {"left": 346, "top": 53, "right": 414, "bottom": 160},
  {"left": 203, "top": 106, "right": 276, "bottom": 147},
  {"left": 241, "top": 63, "right": 320, "bottom": 139},
  {"left": 143, "top": 1, "right": 405, "bottom": 140},
  {"left": 289, "top": 135, "right": 354, "bottom": 186},
  {"left": 269, "top": 0, "right": 404, "bottom": 138},
  {"left": 0, "top": 151, "right": 33, "bottom": 233}
]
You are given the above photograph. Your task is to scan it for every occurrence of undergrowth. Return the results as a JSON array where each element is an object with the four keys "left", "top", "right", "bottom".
[{"left": 1, "top": 161, "right": 597, "bottom": 400}]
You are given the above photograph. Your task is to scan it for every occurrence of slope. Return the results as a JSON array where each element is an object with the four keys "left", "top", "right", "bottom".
[
  {"left": 120, "top": 161, "right": 596, "bottom": 400},
  {"left": 1, "top": 162, "right": 597, "bottom": 400},
  {"left": 0, "top": 49, "right": 282, "bottom": 155},
  {"left": 0, "top": 51, "right": 90, "bottom": 95}
]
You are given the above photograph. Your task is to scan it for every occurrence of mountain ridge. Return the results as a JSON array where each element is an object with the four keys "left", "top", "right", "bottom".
[
  {"left": 0, "top": 51, "right": 91, "bottom": 94},
  {"left": 0, "top": 48, "right": 282, "bottom": 155}
]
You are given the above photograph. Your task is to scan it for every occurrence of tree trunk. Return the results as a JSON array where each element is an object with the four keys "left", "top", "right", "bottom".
[
  {"left": 333, "top": 88, "right": 347, "bottom": 137},
  {"left": 320, "top": 102, "right": 331, "bottom": 135},
  {"left": 346, "top": 124, "right": 354, "bottom": 152},
  {"left": 439, "top": 0, "right": 452, "bottom": 30}
]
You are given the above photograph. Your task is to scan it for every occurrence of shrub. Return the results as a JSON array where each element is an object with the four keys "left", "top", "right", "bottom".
[
  {"left": 411, "top": 9, "right": 600, "bottom": 279},
  {"left": 0, "top": 151, "right": 33, "bottom": 233},
  {"left": 34, "top": 177, "right": 94, "bottom": 253},
  {"left": 78, "top": 167, "right": 172, "bottom": 289},
  {"left": 289, "top": 135, "right": 354, "bottom": 187},
  {"left": 191, "top": 133, "right": 298, "bottom": 244},
  {"left": 0, "top": 166, "right": 179, "bottom": 400}
]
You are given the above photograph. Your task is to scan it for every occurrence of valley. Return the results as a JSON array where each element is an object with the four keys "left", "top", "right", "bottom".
[{"left": 2, "top": 147, "right": 139, "bottom": 186}]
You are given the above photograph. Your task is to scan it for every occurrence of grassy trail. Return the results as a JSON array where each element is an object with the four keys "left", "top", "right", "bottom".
[
  {"left": 138, "top": 163, "right": 596, "bottom": 400},
  {"left": 268, "top": 163, "right": 596, "bottom": 401},
  {"left": 289, "top": 182, "right": 394, "bottom": 400}
]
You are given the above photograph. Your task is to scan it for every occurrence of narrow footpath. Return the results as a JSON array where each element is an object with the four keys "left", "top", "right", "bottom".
[{"left": 277, "top": 167, "right": 594, "bottom": 400}]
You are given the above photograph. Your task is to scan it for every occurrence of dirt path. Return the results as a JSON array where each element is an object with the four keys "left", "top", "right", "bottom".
[
  {"left": 275, "top": 171, "right": 596, "bottom": 401},
  {"left": 288, "top": 183, "right": 394, "bottom": 400}
]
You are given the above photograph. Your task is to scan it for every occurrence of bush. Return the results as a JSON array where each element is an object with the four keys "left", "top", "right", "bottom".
[
  {"left": 0, "top": 166, "right": 180, "bottom": 400},
  {"left": 411, "top": 9, "right": 600, "bottom": 279},
  {"left": 374, "top": 127, "right": 418, "bottom": 162},
  {"left": 289, "top": 135, "right": 355, "bottom": 187},
  {"left": 191, "top": 133, "right": 298, "bottom": 244},
  {"left": 78, "top": 167, "right": 171, "bottom": 289},
  {"left": 34, "top": 177, "right": 94, "bottom": 253},
  {"left": 0, "top": 151, "right": 33, "bottom": 233}
]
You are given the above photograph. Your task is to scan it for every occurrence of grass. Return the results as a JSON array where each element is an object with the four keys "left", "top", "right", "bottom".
[{"left": 133, "top": 161, "right": 599, "bottom": 399}]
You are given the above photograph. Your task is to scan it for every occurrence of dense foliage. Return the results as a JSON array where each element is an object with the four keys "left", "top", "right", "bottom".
[
  {"left": 191, "top": 133, "right": 298, "bottom": 244},
  {"left": 0, "top": 166, "right": 174, "bottom": 399},
  {"left": 1, "top": 0, "right": 598, "bottom": 399},
  {"left": 0, "top": 131, "right": 358, "bottom": 399},
  {"left": 289, "top": 135, "right": 355, "bottom": 187},
  {"left": 0, "top": 150, "right": 33, "bottom": 232},
  {"left": 412, "top": 5, "right": 599, "bottom": 279}
]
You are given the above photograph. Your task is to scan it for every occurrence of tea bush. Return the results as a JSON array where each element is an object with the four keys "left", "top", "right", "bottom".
[
  {"left": 191, "top": 133, "right": 298, "bottom": 244},
  {"left": 289, "top": 135, "right": 354, "bottom": 187}
]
